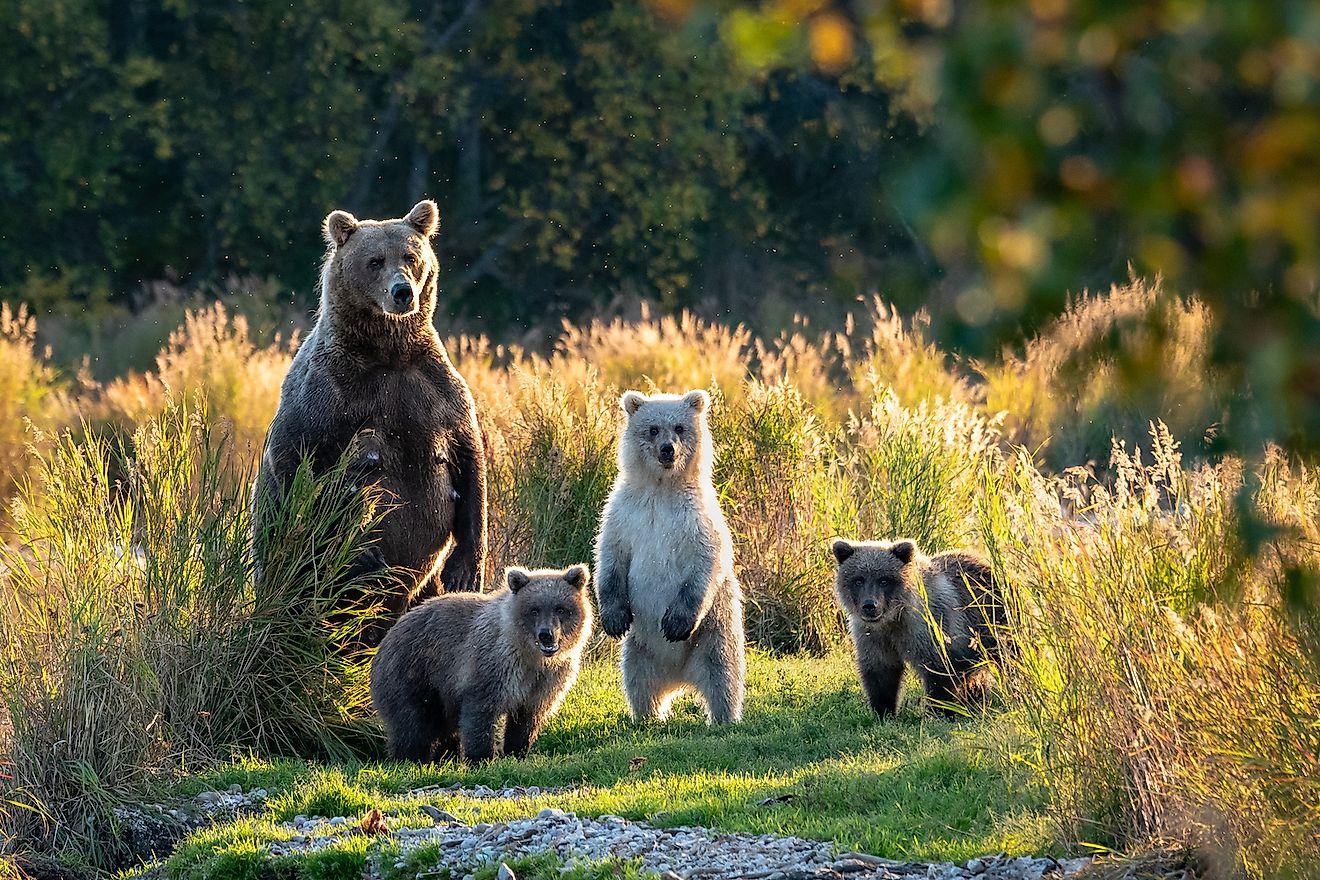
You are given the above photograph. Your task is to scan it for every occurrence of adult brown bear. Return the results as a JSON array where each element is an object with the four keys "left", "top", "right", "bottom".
[{"left": 254, "top": 200, "right": 486, "bottom": 634}]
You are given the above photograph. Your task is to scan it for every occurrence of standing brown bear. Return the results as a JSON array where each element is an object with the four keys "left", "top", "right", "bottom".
[
  {"left": 370, "top": 564, "right": 593, "bottom": 763},
  {"left": 254, "top": 200, "right": 486, "bottom": 632}
]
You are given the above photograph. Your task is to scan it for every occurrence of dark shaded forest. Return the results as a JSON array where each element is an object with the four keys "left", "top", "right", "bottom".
[{"left": 2, "top": 0, "right": 1318, "bottom": 449}]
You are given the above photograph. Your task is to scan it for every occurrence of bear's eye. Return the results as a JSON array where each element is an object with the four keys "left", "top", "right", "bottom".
[
  {"left": 367, "top": 256, "right": 385, "bottom": 271},
  {"left": 673, "top": 424, "right": 685, "bottom": 436},
  {"left": 852, "top": 577, "right": 866, "bottom": 589},
  {"left": 554, "top": 606, "right": 567, "bottom": 616},
  {"left": 648, "top": 426, "right": 659, "bottom": 438},
  {"left": 403, "top": 253, "right": 419, "bottom": 268}
]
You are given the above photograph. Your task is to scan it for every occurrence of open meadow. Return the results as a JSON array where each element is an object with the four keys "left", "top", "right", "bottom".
[{"left": 1, "top": 285, "right": 1316, "bottom": 879}]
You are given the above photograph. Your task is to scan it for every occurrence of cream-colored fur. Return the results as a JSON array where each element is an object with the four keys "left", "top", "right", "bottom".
[{"left": 594, "top": 390, "right": 745, "bottom": 723}]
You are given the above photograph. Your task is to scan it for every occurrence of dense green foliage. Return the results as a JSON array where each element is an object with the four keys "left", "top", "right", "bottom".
[{"left": 0, "top": 0, "right": 919, "bottom": 329}]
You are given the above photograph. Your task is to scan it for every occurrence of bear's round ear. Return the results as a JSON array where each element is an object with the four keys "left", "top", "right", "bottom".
[
  {"left": 830, "top": 539, "right": 855, "bottom": 565},
  {"left": 563, "top": 564, "right": 590, "bottom": 590},
  {"left": 621, "top": 391, "right": 646, "bottom": 416},
  {"left": 405, "top": 200, "right": 440, "bottom": 238},
  {"left": 324, "top": 210, "right": 359, "bottom": 248},
  {"left": 506, "top": 567, "right": 531, "bottom": 593},
  {"left": 684, "top": 389, "right": 710, "bottom": 412},
  {"left": 890, "top": 540, "right": 916, "bottom": 565}
]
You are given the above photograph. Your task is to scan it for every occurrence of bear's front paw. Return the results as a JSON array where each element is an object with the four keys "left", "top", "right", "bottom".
[
  {"left": 661, "top": 605, "right": 697, "bottom": 642},
  {"left": 599, "top": 603, "right": 633, "bottom": 638}
]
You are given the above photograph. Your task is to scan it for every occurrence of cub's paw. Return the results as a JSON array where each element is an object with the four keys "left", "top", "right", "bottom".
[
  {"left": 661, "top": 605, "right": 697, "bottom": 642},
  {"left": 599, "top": 603, "right": 633, "bottom": 638}
]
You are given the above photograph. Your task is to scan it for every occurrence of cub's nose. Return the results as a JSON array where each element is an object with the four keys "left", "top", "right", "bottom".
[
  {"left": 390, "top": 280, "right": 413, "bottom": 308},
  {"left": 658, "top": 442, "right": 676, "bottom": 465},
  {"left": 860, "top": 600, "right": 878, "bottom": 619},
  {"left": 536, "top": 629, "right": 559, "bottom": 655}
]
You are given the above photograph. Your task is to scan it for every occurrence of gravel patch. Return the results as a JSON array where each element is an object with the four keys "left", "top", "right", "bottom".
[
  {"left": 405, "top": 782, "right": 577, "bottom": 800},
  {"left": 269, "top": 807, "right": 1094, "bottom": 880},
  {"left": 112, "top": 786, "right": 269, "bottom": 861}
]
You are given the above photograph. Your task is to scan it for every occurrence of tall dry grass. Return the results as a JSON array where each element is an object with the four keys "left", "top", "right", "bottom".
[
  {"left": 0, "top": 304, "right": 67, "bottom": 517},
  {"left": 980, "top": 279, "right": 1223, "bottom": 468},
  {"left": 88, "top": 304, "right": 296, "bottom": 463},
  {"left": 0, "top": 401, "right": 388, "bottom": 869},
  {"left": 981, "top": 426, "right": 1319, "bottom": 877}
]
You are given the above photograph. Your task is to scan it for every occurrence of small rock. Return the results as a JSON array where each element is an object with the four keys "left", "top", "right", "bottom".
[
  {"left": 227, "top": 784, "right": 242, "bottom": 795},
  {"left": 195, "top": 791, "right": 222, "bottom": 805},
  {"left": 419, "top": 804, "right": 460, "bottom": 824},
  {"left": 496, "top": 863, "right": 517, "bottom": 880},
  {"left": 252, "top": 788, "right": 268, "bottom": 799},
  {"left": 538, "top": 807, "right": 564, "bottom": 819},
  {"left": 328, "top": 816, "right": 347, "bottom": 826}
]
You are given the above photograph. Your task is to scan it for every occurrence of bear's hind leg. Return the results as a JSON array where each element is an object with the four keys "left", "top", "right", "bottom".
[
  {"left": 688, "top": 626, "right": 745, "bottom": 724},
  {"left": 383, "top": 702, "right": 446, "bottom": 762},
  {"left": 622, "top": 639, "right": 680, "bottom": 721}
]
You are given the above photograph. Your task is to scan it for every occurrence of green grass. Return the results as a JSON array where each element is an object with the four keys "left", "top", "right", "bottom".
[{"left": 164, "top": 652, "right": 1050, "bottom": 880}]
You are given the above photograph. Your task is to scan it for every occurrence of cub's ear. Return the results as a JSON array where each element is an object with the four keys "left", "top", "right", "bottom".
[
  {"left": 890, "top": 540, "right": 916, "bottom": 565},
  {"left": 563, "top": 564, "right": 590, "bottom": 590},
  {"left": 621, "top": 390, "right": 646, "bottom": 416},
  {"left": 324, "top": 210, "right": 359, "bottom": 248},
  {"left": 405, "top": 199, "right": 440, "bottom": 238},
  {"left": 684, "top": 389, "right": 710, "bottom": 412},
  {"left": 830, "top": 539, "right": 855, "bottom": 565},
  {"left": 506, "top": 566, "right": 531, "bottom": 593}
]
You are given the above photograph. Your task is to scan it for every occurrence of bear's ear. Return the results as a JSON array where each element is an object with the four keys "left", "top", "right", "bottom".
[
  {"left": 890, "top": 540, "right": 916, "bottom": 565},
  {"left": 563, "top": 564, "right": 590, "bottom": 590},
  {"left": 506, "top": 567, "right": 531, "bottom": 593},
  {"left": 684, "top": 389, "right": 710, "bottom": 413},
  {"left": 405, "top": 200, "right": 440, "bottom": 238},
  {"left": 621, "top": 391, "right": 646, "bottom": 416},
  {"left": 830, "top": 539, "right": 855, "bottom": 565},
  {"left": 324, "top": 210, "right": 359, "bottom": 248}
]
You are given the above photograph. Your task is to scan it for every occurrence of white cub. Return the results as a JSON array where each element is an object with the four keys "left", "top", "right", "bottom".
[{"left": 594, "top": 389, "right": 746, "bottom": 723}]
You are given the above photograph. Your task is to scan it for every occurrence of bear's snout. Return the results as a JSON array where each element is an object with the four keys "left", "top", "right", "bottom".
[
  {"left": 658, "top": 442, "right": 676, "bottom": 468},
  {"left": 388, "top": 279, "right": 415, "bottom": 313},
  {"left": 859, "top": 599, "right": 881, "bottom": 621},
  {"left": 536, "top": 628, "right": 559, "bottom": 655}
]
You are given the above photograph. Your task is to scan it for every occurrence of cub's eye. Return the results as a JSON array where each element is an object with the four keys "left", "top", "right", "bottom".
[
  {"left": 403, "top": 253, "right": 419, "bottom": 268},
  {"left": 648, "top": 426, "right": 659, "bottom": 438},
  {"left": 554, "top": 606, "right": 567, "bottom": 616},
  {"left": 673, "top": 425, "right": 685, "bottom": 436},
  {"left": 367, "top": 256, "right": 385, "bottom": 270},
  {"left": 852, "top": 577, "right": 866, "bottom": 589}
]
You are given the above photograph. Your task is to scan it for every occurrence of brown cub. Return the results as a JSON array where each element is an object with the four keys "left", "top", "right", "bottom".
[
  {"left": 830, "top": 539, "right": 1006, "bottom": 717},
  {"left": 370, "top": 564, "right": 592, "bottom": 762}
]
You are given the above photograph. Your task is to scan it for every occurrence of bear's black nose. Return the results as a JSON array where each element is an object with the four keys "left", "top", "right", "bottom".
[
  {"left": 537, "top": 628, "right": 555, "bottom": 645},
  {"left": 390, "top": 280, "right": 413, "bottom": 307},
  {"left": 860, "top": 600, "right": 878, "bottom": 618},
  {"left": 659, "top": 442, "right": 675, "bottom": 464}
]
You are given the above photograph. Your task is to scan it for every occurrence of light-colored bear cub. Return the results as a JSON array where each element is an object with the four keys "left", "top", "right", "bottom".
[{"left": 594, "top": 389, "right": 745, "bottom": 723}]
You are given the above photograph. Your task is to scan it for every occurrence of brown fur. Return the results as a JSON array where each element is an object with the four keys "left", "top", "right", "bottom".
[
  {"left": 370, "top": 564, "right": 592, "bottom": 762},
  {"left": 253, "top": 201, "right": 487, "bottom": 640},
  {"left": 830, "top": 538, "right": 1005, "bottom": 717}
]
